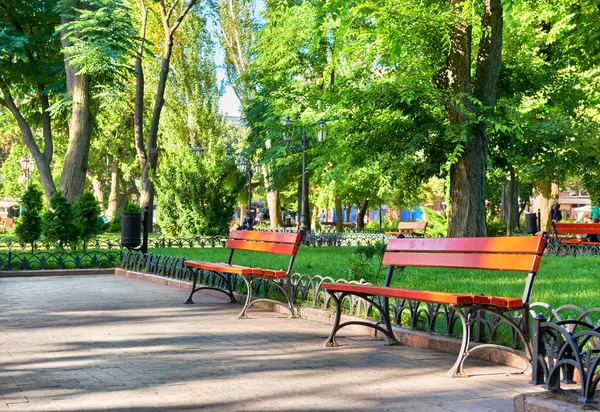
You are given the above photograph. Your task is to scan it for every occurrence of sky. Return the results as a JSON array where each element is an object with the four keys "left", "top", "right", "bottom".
[{"left": 219, "top": 85, "right": 242, "bottom": 117}]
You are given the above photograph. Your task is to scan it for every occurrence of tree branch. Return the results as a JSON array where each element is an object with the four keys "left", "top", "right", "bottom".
[{"left": 170, "top": 0, "right": 199, "bottom": 34}]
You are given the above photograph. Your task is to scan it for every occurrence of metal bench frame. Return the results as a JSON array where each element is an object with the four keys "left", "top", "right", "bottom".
[
  {"left": 183, "top": 230, "right": 301, "bottom": 319},
  {"left": 323, "top": 235, "right": 547, "bottom": 377}
]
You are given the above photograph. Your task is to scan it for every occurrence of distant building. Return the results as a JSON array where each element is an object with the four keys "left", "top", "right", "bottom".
[{"left": 222, "top": 114, "right": 243, "bottom": 129}]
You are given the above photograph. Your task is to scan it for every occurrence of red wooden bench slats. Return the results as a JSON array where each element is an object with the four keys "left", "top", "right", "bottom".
[
  {"left": 184, "top": 261, "right": 254, "bottom": 275},
  {"left": 322, "top": 283, "right": 524, "bottom": 309},
  {"left": 225, "top": 239, "right": 299, "bottom": 255},
  {"left": 382, "top": 252, "right": 542, "bottom": 273},
  {"left": 397, "top": 222, "right": 428, "bottom": 229},
  {"left": 386, "top": 236, "right": 545, "bottom": 254},
  {"left": 322, "top": 283, "right": 474, "bottom": 305},
  {"left": 553, "top": 223, "right": 600, "bottom": 235},
  {"left": 229, "top": 230, "right": 301, "bottom": 245}
]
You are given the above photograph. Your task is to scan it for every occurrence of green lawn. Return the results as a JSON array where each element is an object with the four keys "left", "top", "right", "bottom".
[{"left": 151, "top": 246, "right": 600, "bottom": 310}]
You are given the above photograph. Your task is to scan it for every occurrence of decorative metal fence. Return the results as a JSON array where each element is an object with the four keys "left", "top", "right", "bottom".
[
  {"left": 529, "top": 304, "right": 600, "bottom": 404},
  {"left": 0, "top": 232, "right": 393, "bottom": 251},
  {"left": 2, "top": 231, "right": 600, "bottom": 254},
  {"left": 0, "top": 250, "right": 120, "bottom": 271}
]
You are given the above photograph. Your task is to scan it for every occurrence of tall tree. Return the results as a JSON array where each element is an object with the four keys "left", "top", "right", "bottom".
[
  {"left": 0, "top": 0, "right": 61, "bottom": 202},
  {"left": 134, "top": 0, "right": 199, "bottom": 227}
]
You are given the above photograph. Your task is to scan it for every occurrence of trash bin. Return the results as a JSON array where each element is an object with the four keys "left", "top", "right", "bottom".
[
  {"left": 525, "top": 212, "right": 538, "bottom": 235},
  {"left": 121, "top": 212, "right": 141, "bottom": 249}
]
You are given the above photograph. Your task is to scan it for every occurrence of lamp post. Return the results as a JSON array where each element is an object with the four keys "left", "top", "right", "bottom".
[
  {"left": 282, "top": 117, "right": 326, "bottom": 235},
  {"left": 237, "top": 155, "right": 253, "bottom": 221},
  {"left": 19, "top": 155, "right": 34, "bottom": 191}
]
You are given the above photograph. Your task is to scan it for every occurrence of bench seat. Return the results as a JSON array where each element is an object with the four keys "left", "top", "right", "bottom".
[
  {"left": 183, "top": 230, "right": 301, "bottom": 318},
  {"left": 322, "top": 283, "right": 523, "bottom": 309},
  {"left": 184, "top": 261, "right": 287, "bottom": 278}
]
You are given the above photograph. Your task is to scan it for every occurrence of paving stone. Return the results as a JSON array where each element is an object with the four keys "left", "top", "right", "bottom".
[{"left": 0, "top": 275, "right": 543, "bottom": 411}]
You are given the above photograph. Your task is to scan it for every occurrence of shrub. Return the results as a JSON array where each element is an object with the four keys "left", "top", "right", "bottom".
[
  {"left": 348, "top": 242, "right": 388, "bottom": 285},
  {"left": 365, "top": 219, "right": 400, "bottom": 231},
  {"left": 487, "top": 219, "right": 508, "bottom": 237},
  {"left": 420, "top": 206, "right": 447, "bottom": 237},
  {"left": 73, "top": 192, "right": 103, "bottom": 250},
  {"left": 42, "top": 193, "right": 78, "bottom": 249},
  {"left": 14, "top": 185, "right": 43, "bottom": 250}
]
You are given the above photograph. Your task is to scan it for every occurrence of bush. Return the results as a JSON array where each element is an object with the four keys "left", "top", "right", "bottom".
[
  {"left": 487, "top": 219, "right": 508, "bottom": 237},
  {"left": 42, "top": 193, "right": 78, "bottom": 249},
  {"left": 420, "top": 206, "right": 447, "bottom": 237},
  {"left": 14, "top": 185, "right": 43, "bottom": 250},
  {"left": 153, "top": 150, "right": 244, "bottom": 236},
  {"left": 73, "top": 192, "right": 103, "bottom": 250},
  {"left": 348, "top": 242, "right": 388, "bottom": 285},
  {"left": 365, "top": 219, "right": 400, "bottom": 231}
]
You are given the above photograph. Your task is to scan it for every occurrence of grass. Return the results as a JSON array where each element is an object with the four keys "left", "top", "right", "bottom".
[{"left": 150, "top": 246, "right": 600, "bottom": 310}]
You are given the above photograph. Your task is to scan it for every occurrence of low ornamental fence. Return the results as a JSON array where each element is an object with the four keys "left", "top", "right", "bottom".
[
  {"left": 530, "top": 304, "right": 600, "bottom": 404},
  {"left": 2, "top": 229, "right": 600, "bottom": 255},
  {"left": 0, "top": 250, "right": 120, "bottom": 271},
  {"left": 0, "top": 232, "right": 394, "bottom": 251}
]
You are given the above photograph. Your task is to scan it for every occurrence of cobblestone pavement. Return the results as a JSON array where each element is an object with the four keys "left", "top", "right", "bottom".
[{"left": 0, "top": 275, "right": 541, "bottom": 411}]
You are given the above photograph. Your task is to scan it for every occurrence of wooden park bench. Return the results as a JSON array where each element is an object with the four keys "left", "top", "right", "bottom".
[
  {"left": 322, "top": 235, "right": 546, "bottom": 377},
  {"left": 385, "top": 221, "right": 428, "bottom": 238},
  {"left": 552, "top": 222, "right": 600, "bottom": 248},
  {"left": 183, "top": 230, "right": 302, "bottom": 319}
]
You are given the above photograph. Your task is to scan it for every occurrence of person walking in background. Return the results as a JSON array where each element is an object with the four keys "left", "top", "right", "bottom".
[
  {"left": 591, "top": 201, "right": 600, "bottom": 223},
  {"left": 551, "top": 203, "right": 563, "bottom": 222},
  {"left": 254, "top": 210, "right": 265, "bottom": 226},
  {"left": 319, "top": 210, "right": 325, "bottom": 223}
]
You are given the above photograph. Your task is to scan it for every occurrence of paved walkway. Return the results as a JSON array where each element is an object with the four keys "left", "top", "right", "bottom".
[{"left": 0, "top": 275, "right": 540, "bottom": 411}]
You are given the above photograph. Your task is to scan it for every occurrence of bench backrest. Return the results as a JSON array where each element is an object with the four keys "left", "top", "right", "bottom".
[
  {"left": 382, "top": 235, "right": 546, "bottom": 304},
  {"left": 397, "top": 221, "right": 428, "bottom": 230},
  {"left": 553, "top": 222, "right": 600, "bottom": 235},
  {"left": 226, "top": 230, "right": 302, "bottom": 274}
]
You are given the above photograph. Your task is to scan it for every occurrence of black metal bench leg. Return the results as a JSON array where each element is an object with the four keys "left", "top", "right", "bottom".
[
  {"left": 237, "top": 276, "right": 254, "bottom": 319},
  {"left": 226, "top": 274, "right": 237, "bottom": 303},
  {"left": 325, "top": 292, "right": 344, "bottom": 347},
  {"left": 446, "top": 307, "right": 471, "bottom": 378},
  {"left": 184, "top": 268, "right": 200, "bottom": 304}
]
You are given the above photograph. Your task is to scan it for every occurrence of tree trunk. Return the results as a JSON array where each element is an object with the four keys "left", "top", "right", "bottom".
[
  {"left": 87, "top": 170, "right": 106, "bottom": 215},
  {"left": 335, "top": 196, "right": 343, "bottom": 233},
  {"left": 357, "top": 197, "right": 369, "bottom": 229},
  {"left": 533, "top": 179, "right": 553, "bottom": 232},
  {"left": 60, "top": 4, "right": 92, "bottom": 203},
  {"left": 107, "top": 160, "right": 121, "bottom": 219},
  {"left": 506, "top": 167, "right": 515, "bottom": 236},
  {"left": 0, "top": 78, "right": 57, "bottom": 203},
  {"left": 345, "top": 203, "right": 351, "bottom": 223},
  {"left": 266, "top": 190, "right": 283, "bottom": 228},
  {"left": 442, "top": 0, "right": 503, "bottom": 237}
]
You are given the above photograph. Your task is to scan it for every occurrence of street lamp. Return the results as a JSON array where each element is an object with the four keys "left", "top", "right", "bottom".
[
  {"left": 282, "top": 116, "right": 326, "bottom": 235},
  {"left": 191, "top": 145, "right": 204, "bottom": 157},
  {"left": 236, "top": 155, "right": 253, "bottom": 221},
  {"left": 19, "top": 155, "right": 34, "bottom": 191}
]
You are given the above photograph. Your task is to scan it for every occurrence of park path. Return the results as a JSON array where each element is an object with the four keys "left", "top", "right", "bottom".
[{"left": 0, "top": 275, "right": 540, "bottom": 411}]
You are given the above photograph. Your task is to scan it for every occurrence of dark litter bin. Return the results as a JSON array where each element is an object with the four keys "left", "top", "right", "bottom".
[
  {"left": 121, "top": 212, "right": 141, "bottom": 249},
  {"left": 525, "top": 212, "right": 538, "bottom": 235}
]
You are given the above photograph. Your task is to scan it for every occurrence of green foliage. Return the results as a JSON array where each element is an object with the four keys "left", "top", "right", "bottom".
[
  {"left": 364, "top": 219, "right": 399, "bottom": 231},
  {"left": 153, "top": 150, "right": 244, "bottom": 236},
  {"left": 487, "top": 219, "right": 508, "bottom": 237},
  {"left": 420, "top": 206, "right": 447, "bottom": 238},
  {"left": 348, "top": 242, "right": 387, "bottom": 285},
  {"left": 73, "top": 192, "right": 102, "bottom": 249},
  {"left": 14, "top": 185, "right": 43, "bottom": 249},
  {"left": 123, "top": 201, "right": 140, "bottom": 213},
  {"left": 42, "top": 192, "right": 78, "bottom": 249},
  {"left": 57, "top": 0, "right": 136, "bottom": 82}
]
